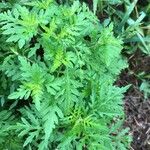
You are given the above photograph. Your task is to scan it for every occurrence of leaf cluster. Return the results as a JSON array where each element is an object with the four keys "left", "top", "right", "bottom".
[{"left": 0, "top": 0, "right": 131, "bottom": 149}]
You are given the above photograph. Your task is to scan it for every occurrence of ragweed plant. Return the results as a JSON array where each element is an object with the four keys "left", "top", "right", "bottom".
[{"left": 0, "top": 0, "right": 131, "bottom": 149}]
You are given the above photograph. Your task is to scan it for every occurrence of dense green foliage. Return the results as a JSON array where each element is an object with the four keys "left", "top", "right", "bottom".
[
  {"left": 92, "top": 0, "right": 150, "bottom": 55},
  {"left": 0, "top": 0, "right": 132, "bottom": 149}
]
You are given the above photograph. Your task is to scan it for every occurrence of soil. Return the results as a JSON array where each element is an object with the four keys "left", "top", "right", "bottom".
[{"left": 117, "top": 51, "right": 150, "bottom": 150}]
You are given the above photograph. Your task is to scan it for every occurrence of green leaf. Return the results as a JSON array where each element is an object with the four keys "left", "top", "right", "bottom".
[{"left": 18, "top": 39, "right": 25, "bottom": 49}]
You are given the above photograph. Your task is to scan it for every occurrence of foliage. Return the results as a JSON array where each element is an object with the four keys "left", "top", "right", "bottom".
[
  {"left": 90, "top": 0, "right": 150, "bottom": 55},
  {"left": 140, "top": 81, "right": 150, "bottom": 100},
  {"left": 0, "top": 0, "right": 131, "bottom": 149},
  {"left": 138, "top": 72, "right": 150, "bottom": 100}
]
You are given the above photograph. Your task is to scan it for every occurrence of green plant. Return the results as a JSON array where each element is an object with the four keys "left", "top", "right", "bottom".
[
  {"left": 91, "top": 0, "right": 150, "bottom": 55},
  {"left": 140, "top": 81, "right": 150, "bottom": 100},
  {"left": 0, "top": 0, "right": 132, "bottom": 149},
  {"left": 137, "top": 72, "right": 150, "bottom": 100}
]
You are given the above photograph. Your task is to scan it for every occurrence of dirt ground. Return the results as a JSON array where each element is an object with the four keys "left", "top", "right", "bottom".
[{"left": 117, "top": 51, "right": 150, "bottom": 150}]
